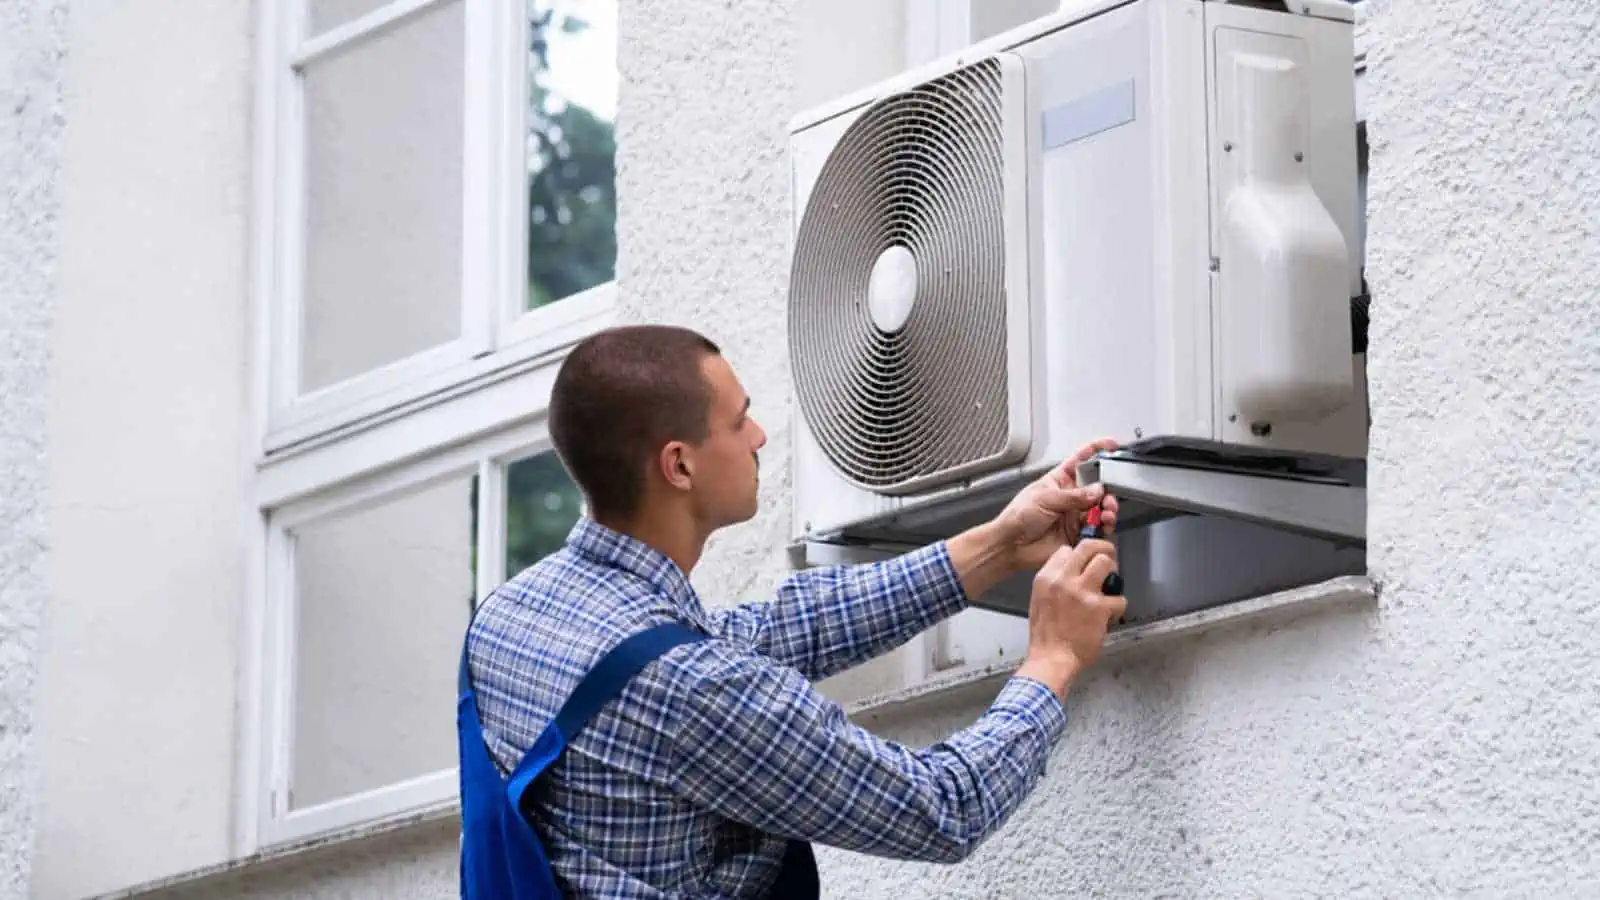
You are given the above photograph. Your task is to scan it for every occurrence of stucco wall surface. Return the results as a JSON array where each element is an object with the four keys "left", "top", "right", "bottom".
[
  {"left": 138, "top": 0, "right": 1600, "bottom": 896},
  {"left": 614, "top": 0, "right": 1600, "bottom": 896},
  {"left": 29, "top": 1, "right": 257, "bottom": 897},
  {"left": 0, "top": 1, "right": 65, "bottom": 896}
]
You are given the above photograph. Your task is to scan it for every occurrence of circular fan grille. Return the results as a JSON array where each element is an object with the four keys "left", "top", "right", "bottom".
[{"left": 789, "top": 59, "right": 1015, "bottom": 493}]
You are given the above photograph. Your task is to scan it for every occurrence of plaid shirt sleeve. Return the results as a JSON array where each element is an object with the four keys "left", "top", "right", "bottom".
[
  {"left": 704, "top": 542, "right": 969, "bottom": 682},
  {"left": 660, "top": 637, "right": 1068, "bottom": 863}
]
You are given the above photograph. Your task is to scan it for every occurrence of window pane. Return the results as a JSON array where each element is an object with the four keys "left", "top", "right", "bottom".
[
  {"left": 307, "top": 0, "right": 392, "bottom": 34},
  {"left": 970, "top": 0, "right": 1059, "bottom": 42},
  {"left": 525, "top": 0, "right": 617, "bottom": 311},
  {"left": 300, "top": 0, "right": 465, "bottom": 392},
  {"left": 290, "top": 473, "right": 476, "bottom": 809},
  {"left": 505, "top": 451, "right": 583, "bottom": 577}
]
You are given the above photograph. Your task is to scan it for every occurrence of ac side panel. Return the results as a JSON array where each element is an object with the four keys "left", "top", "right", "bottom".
[
  {"left": 996, "top": 54, "right": 1038, "bottom": 483},
  {"left": 1205, "top": 3, "right": 1367, "bottom": 460},
  {"left": 1149, "top": 0, "right": 1215, "bottom": 441},
  {"left": 1018, "top": 0, "right": 1171, "bottom": 467}
]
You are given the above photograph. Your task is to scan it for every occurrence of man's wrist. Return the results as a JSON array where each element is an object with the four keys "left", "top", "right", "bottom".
[
  {"left": 1016, "top": 653, "right": 1081, "bottom": 702},
  {"left": 946, "top": 520, "right": 1021, "bottom": 600}
]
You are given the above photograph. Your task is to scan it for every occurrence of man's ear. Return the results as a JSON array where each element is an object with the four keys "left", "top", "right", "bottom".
[{"left": 659, "top": 441, "right": 694, "bottom": 492}]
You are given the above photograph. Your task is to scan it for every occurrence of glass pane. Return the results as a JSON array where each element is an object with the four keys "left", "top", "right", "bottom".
[
  {"left": 307, "top": 0, "right": 392, "bottom": 34},
  {"left": 970, "top": 0, "right": 1059, "bottom": 42},
  {"left": 505, "top": 451, "right": 583, "bottom": 577},
  {"left": 525, "top": 0, "right": 617, "bottom": 311},
  {"left": 290, "top": 473, "right": 477, "bottom": 809},
  {"left": 300, "top": 0, "right": 465, "bottom": 392}
]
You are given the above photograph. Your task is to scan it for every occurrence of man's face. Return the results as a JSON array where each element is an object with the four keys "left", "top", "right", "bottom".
[{"left": 689, "top": 353, "right": 767, "bottom": 529}]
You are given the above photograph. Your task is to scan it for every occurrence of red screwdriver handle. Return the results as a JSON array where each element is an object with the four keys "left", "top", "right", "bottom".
[{"left": 1077, "top": 505, "right": 1124, "bottom": 597}]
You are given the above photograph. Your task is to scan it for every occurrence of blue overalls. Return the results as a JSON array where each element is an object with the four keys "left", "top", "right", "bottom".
[{"left": 457, "top": 621, "right": 821, "bottom": 898}]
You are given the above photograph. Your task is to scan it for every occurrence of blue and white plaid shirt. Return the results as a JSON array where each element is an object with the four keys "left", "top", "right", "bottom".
[{"left": 467, "top": 518, "right": 1068, "bottom": 897}]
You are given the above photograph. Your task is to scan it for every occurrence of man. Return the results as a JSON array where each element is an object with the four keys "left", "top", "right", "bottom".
[{"left": 464, "top": 324, "right": 1126, "bottom": 897}]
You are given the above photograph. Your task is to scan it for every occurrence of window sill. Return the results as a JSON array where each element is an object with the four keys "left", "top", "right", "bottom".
[
  {"left": 89, "top": 807, "right": 458, "bottom": 900},
  {"left": 846, "top": 574, "right": 1378, "bottom": 726}
]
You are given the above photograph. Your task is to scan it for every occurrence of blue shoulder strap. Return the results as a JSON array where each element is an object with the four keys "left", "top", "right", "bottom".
[
  {"left": 459, "top": 622, "right": 707, "bottom": 900},
  {"left": 556, "top": 622, "right": 705, "bottom": 743}
]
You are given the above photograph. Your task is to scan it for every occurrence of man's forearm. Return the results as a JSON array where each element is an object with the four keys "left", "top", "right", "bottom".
[
  {"left": 669, "top": 645, "right": 1071, "bottom": 865},
  {"left": 707, "top": 542, "right": 970, "bottom": 681},
  {"left": 946, "top": 521, "right": 1022, "bottom": 600},
  {"left": 707, "top": 522, "right": 1027, "bottom": 682}
]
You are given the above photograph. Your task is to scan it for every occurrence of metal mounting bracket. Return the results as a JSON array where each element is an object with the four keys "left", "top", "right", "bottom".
[{"left": 1078, "top": 450, "right": 1365, "bottom": 546}]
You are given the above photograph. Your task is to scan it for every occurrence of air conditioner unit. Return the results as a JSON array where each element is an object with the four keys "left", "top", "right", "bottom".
[{"left": 786, "top": 0, "right": 1368, "bottom": 556}]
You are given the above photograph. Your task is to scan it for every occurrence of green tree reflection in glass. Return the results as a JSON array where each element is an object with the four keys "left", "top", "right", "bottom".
[
  {"left": 526, "top": 0, "right": 616, "bottom": 310},
  {"left": 505, "top": 451, "right": 585, "bottom": 577}
]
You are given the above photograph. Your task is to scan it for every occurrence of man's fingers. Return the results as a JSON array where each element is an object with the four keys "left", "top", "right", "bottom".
[
  {"left": 1035, "top": 541, "right": 1079, "bottom": 583},
  {"left": 1070, "top": 538, "right": 1116, "bottom": 578},
  {"left": 1074, "top": 437, "right": 1119, "bottom": 463},
  {"left": 1037, "top": 482, "right": 1105, "bottom": 514},
  {"left": 1037, "top": 536, "right": 1114, "bottom": 583},
  {"left": 1103, "top": 592, "right": 1129, "bottom": 622},
  {"left": 1050, "top": 438, "right": 1120, "bottom": 485},
  {"left": 1081, "top": 551, "right": 1118, "bottom": 591}
]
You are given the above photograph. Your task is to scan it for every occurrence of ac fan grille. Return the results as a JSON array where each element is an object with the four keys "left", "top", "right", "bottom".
[{"left": 789, "top": 58, "right": 1016, "bottom": 492}]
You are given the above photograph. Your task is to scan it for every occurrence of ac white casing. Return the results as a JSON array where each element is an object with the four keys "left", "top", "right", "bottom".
[{"left": 786, "top": 0, "right": 1367, "bottom": 544}]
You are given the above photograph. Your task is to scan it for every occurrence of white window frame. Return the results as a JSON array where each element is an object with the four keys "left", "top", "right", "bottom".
[
  {"left": 241, "top": 0, "right": 617, "bottom": 855},
  {"left": 253, "top": 413, "right": 561, "bottom": 849},
  {"left": 253, "top": 0, "right": 616, "bottom": 456}
]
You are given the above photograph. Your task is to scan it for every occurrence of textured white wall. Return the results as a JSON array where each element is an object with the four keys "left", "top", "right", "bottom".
[
  {"left": 29, "top": 1, "right": 257, "bottom": 897},
  {"left": 21, "top": 0, "right": 1599, "bottom": 897},
  {"left": 614, "top": 0, "right": 1600, "bottom": 896},
  {"left": 0, "top": 2, "right": 66, "bottom": 897}
]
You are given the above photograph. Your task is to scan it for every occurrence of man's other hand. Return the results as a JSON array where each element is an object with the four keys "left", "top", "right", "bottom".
[
  {"left": 1016, "top": 537, "right": 1126, "bottom": 700},
  {"left": 991, "top": 438, "right": 1120, "bottom": 571}
]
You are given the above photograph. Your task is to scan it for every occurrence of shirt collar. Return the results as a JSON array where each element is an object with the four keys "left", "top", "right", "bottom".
[{"left": 565, "top": 517, "right": 706, "bottom": 621}]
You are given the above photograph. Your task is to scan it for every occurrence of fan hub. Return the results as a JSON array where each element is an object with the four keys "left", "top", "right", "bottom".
[{"left": 866, "top": 245, "right": 918, "bottom": 334}]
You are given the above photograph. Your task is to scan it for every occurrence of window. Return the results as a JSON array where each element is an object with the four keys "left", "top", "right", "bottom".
[
  {"left": 255, "top": 0, "right": 617, "bottom": 452},
  {"left": 904, "top": 0, "right": 1061, "bottom": 65},
  {"left": 247, "top": 0, "right": 613, "bottom": 851}
]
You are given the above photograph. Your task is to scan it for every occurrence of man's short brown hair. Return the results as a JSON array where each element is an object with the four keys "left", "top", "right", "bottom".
[{"left": 548, "top": 324, "right": 722, "bottom": 519}]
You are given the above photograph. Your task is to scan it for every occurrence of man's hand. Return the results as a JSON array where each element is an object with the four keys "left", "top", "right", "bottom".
[
  {"left": 945, "top": 438, "right": 1121, "bottom": 600},
  {"left": 992, "top": 438, "right": 1120, "bottom": 570},
  {"left": 1015, "top": 537, "right": 1126, "bottom": 700}
]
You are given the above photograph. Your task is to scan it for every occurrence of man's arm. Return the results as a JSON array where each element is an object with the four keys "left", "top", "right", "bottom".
[
  {"left": 703, "top": 522, "right": 1015, "bottom": 683},
  {"left": 705, "top": 441, "right": 1119, "bottom": 682},
  {"left": 666, "top": 531, "right": 1124, "bottom": 866},
  {"left": 662, "top": 638, "right": 1070, "bottom": 864}
]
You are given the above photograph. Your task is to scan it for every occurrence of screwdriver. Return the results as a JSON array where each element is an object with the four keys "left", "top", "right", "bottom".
[{"left": 1077, "top": 505, "right": 1124, "bottom": 597}]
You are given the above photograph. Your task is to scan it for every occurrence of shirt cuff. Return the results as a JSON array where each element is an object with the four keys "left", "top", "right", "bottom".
[
  {"left": 894, "top": 540, "right": 971, "bottom": 620},
  {"left": 995, "top": 674, "right": 1069, "bottom": 745}
]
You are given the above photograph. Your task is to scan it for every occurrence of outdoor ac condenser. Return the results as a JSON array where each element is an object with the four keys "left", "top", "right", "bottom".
[{"left": 786, "top": 0, "right": 1368, "bottom": 552}]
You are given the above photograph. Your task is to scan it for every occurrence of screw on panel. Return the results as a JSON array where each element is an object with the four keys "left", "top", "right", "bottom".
[
  {"left": 1294, "top": 151, "right": 1304, "bottom": 162},
  {"left": 1209, "top": 257, "right": 1221, "bottom": 272},
  {"left": 1229, "top": 413, "right": 1238, "bottom": 422},
  {"left": 1223, "top": 141, "right": 1233, "bottom": 152},
  {"left": 1134, "top": 427, "right": 1144, "bottom": 439},
  {"left": 1250, "top": 422, "right": 1272, "bottom": 437}
]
